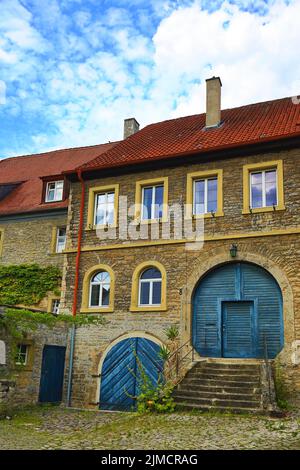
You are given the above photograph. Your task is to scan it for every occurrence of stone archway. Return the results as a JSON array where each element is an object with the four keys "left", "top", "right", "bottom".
[{"left": 182, "top": 250, "right": 294, "bottom": 364}]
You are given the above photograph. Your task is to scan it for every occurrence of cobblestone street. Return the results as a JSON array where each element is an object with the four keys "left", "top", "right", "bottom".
[{"left": 0, "top": 406, "right": 299, "bottom": 450}]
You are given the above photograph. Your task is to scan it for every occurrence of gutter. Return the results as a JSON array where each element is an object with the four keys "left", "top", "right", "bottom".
[{"left": 72, "top": 169, "right": 85, "bottom": 317}]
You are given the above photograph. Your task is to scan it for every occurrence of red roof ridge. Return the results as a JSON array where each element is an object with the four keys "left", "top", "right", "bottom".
[{"left": 0, "top": 140, "right": 120, "bottom": 162}]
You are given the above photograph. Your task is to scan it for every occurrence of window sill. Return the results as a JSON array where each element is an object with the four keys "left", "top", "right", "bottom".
[
  {"left": 85, "top": 224, "right": 118, "bottom": 231},
  {"left": 185, "top": 211, "right": 224, "bottom": 220},
  {"left": 130, "top": 305, "right": 167, "bottom": 312},
  {"left": 136, "top": 218, "right": 168, "bottom": 225},
  {"left": 242, "top": 205, "right": 286, "bottom": 215},
  {"left": 80, "top": 307, "right": 114, "bottom": 314}
]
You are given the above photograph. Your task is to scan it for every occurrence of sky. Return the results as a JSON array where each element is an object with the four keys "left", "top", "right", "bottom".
[{"left": 0, "top": 0, "right": 300, "bottom": 158}]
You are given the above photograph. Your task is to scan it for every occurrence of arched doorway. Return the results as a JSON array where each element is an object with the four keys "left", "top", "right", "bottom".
[
  {"left": 192, "top": 262, "right": 283, "bottom": 359},
  {"left": 99, "top": 336, "right": 164, "bottom": 411}
]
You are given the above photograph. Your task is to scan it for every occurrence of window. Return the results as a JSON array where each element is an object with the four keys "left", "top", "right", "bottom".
[
  {"left": 45, "top": 180, "right": 64, "bottom": 202},
  {"left": 141, "top": 185, "right": 164, "bottom": 220},
  {"left": 51, "top": 299, "right": 60, "bottom": 314},
  {"left": 130, "top": 261, "right": 167, "bottom": 312},
  {"left": 193, "top": 177, "right": 217, "bottom": 215},
  {"left": 139, "top": 268, "right": 162, "bottom": 306},
  {"left": 135, "top": 177, "right": 168, "bottom": 223},
  {"left": 242, "top": 160, "right": 285, "bottom": 214},
  {"left": 15, "top": 344, "right": 28, "bottom": 365},
  {"left": 81, "top": 265, "right": 115, "bottom": 313},
  {"left": 94, "top": 191, "right": 115, "bottom": 226},
  {"left": 86, "top": 185, "right": 119, "bottom": 229},
  {"left": 89, "top": 271, "right": 110, "bottom": 308},
  {"left": 56, "top": 227, "right": 66, "bottom": 253},
  {"left": 250, "top": 169, "right": 277, "bottom": 209},
  {"left": 186, "top": 170, "right": 223, "bottom": 218}
]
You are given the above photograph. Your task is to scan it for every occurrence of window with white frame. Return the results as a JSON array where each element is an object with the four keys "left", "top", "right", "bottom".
[
  {"left": 45, "top": 180, "right": 64, "bottom": 202},
  {"left": 141, "top": 184, "right": 164, "bottom": 220},
  {"left": 15, "top": 344, "right": 28, "bottom": 365},
  {"left": 51, "top": 299, "right": 60, "bottom": 314},
  {"left": 250, "top": 169, "right": 277, "bottom": 209},
  {"left": 56, "top": 227, "right": 66, "bottom": 253},
  {"left": 139, "top": 268, "right": 162, "bottom": 306},
  {"left": 89, "top": 271, "right": 110, "bottom": 307},
  {"left": 193, "top": 177, "right": 218, "bottom": 215},
  {"left": 94, "top": 191, "right": 115, "bottom": 226}
]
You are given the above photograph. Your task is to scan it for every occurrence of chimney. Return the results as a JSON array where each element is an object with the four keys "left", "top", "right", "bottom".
[
  {"left": 123, "top": 117, "right": 140, "bottom": 139},
  {"left": 205, "top": 76, "right": 222, "bottom": 128}
]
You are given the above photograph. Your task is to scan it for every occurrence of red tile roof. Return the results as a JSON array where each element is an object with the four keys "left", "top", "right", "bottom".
[
  {"left": 0, "top": 142, "right": 116, "bottom": 216},
  {"left": 79, "top": 97, "right": 300, "bottom": 172}
]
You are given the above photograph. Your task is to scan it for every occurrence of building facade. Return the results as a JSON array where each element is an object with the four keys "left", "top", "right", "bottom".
[{"left": 60, "top": 79, "right": 300, "bottom": 409}]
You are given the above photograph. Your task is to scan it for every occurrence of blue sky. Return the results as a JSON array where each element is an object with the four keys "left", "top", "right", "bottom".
[{"left": 0, "top": 0, "right": 299, "bottom": 158}]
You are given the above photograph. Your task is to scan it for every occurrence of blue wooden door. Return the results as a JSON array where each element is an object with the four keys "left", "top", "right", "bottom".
[
  {"left": 222, "top": 301, "right": 254, "bottom": 358},
  {"left": 99, "top": 337, "right": 164, "bottom": 411},
  {"left": 39, "top": 345, "right": 66, "bottom": 403},
  {"left": 193, "top": 262, "right": 283, "bottom": 359}
]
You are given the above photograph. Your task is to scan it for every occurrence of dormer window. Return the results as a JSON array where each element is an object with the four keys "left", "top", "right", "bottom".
[{"left": 45, "top": 180, "right": 64, "bottom": 202}]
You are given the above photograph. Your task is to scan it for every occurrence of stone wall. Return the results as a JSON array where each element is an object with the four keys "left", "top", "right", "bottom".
[
  {"left": 0, "top": 213, "right": 66, "bottom": 267},
  {"left": 62, "top": 147, "right": 300, "bottom": 408}
]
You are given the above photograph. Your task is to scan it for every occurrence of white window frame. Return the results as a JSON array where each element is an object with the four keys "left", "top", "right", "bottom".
[
  {"left": 250, "top": 169, "right": 278, "bottom": 209},
  {"left": 51, "top": 299, "right": 60, "bottom": 314},
  {"left": 138, "top": 272, "right": 162, "bottom": 306},
  {"left": 45, "top": 180, "right": 64, "bottom": 203},
  {"left": 141, "top": 184, "right": 164, "bottom": 221},
  {"left": 94, "top": 191, "right": 115, "bottom": 226},
  {"left": 56, "top": 227, "right": 66, "bottom": 253},
  {"left": 15, "top": 344, "right": 28, "bottom": 365},
  {"left": 193, "top": 177, "right": 218, "bottom": 215},
  {"left": 89, "top": 272, "right": 111, "bottom": 308}
]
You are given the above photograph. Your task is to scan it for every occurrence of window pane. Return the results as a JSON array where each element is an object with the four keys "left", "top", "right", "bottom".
[
  {"left": 266, "top": 182, "right": 277, "bottom": 206},
  {"left": 140, "top": 282, "right": 150, "bottom": 305},
  {"left": 251, "top": 172, "right": 262, "bottom": 208},
  {"left": 154, "top": 185, "right": 164, "bottom": 218},
  {"left": 101, "top": 286, "right": 110, "bottom": 306},
  {"left": 265, "top": 170, "right": 276, "bottom": 183},
  {"left": 97, "top": 194, "right": 106, "bottom": 205},
  {"left": 90, "top": 284, "right": 100, "bottom": 306},
  {"left": 207, "top": 178, "right": 217, "bottom": 212},
  {"left": 92, "top": 271, "right": 110, "bottom": 283},
  {"left": 194, "top": 180, "right": 205, "bottom": 214},
  {"left": 152, "top": 281, "right": 162, "bottom": 305},
  {"left": 106, "top": 202, "right": 114, "bottom": 224},
  {"left": 141, "top": 268, "right": 161, "bottom": 279},
  {"left": 142, "top": 187, "right": 153, "bottom": 220},
  {"left": 107, "top": 192, "right": 115, "bottom": 203},
  {"left": 95, "top": 206, "right": 105, "bottom": 225}
]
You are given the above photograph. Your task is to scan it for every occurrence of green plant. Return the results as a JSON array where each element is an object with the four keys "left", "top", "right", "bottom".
[
  {"left": 158, "top": 345, "right": 171, "bottom": 361},
  {"left": 0, "top": 264, "right": 61, "bottom": 306},
  {"left": 134, "top": 354, "right": 176, "bottom": 414},
  {"left": 164, "top": 325, "right": 179, "bottom": 341},
  {"left": 274, "top": 362, "right": 292, "bottom": 410}
]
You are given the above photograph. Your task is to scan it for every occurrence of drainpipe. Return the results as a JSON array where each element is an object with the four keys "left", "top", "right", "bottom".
[
  {"left": 66, "top": 323, "right": 76, "bottom": 407},
  {"left": 72, "top": 169, "right": 85, "bottom": 317}
]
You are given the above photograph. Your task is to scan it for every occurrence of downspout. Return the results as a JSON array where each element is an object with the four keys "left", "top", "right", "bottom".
[
  {"left": 72, "top": 169, "right": 85, "bottom": 317},
  {"left": 67, "top": 169, "right": 85, "bottom": 407}
]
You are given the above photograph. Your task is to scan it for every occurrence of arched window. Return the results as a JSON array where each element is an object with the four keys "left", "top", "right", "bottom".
[
  {"left": 139, "top": 268, "right": 162, "bottom": 306},
  {"left": 89, "top": 271, "right": 111, "bottom": 307}
]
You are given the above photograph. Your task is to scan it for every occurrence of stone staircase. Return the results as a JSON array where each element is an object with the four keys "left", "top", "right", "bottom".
[{"left": 173, "top": 359, "right": 270, "bottom": 414}]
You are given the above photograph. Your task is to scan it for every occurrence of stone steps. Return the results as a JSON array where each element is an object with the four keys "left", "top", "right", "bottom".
[{"left": 173, "top": 360, "right": 264, "bottom": 413}]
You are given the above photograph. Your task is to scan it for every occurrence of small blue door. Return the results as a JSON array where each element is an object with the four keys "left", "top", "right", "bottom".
[
  {"left": 39, "top": 345, "right": 66, "bottom": 403},
  {"left": 222, "top": 301, "right": 254, "bottom": 358},
  {"left": 100, "top": 337, "right": 164, "bottom": 411}
]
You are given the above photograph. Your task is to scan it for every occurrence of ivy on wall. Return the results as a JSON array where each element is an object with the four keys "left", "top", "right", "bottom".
[{"left": 0, "top": 264, "right": 61, "bottom": 306}]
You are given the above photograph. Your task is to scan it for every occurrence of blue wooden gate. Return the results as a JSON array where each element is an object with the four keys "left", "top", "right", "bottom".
[
  {"left": 193, "top": 262, "right": 283, "bottom": 359},
  {"left": 39, "top": 345, "right": 66, "bottom": 403},
  {"left": 99, "top": 337, "right": 164, "bottom": 411}
]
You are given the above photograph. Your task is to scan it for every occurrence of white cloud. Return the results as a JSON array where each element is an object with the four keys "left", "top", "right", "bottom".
[{"left": 1, "top": 0, "right": 300, "bottom": 157}]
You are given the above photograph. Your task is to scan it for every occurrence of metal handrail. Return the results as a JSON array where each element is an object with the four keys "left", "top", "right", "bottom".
[{"left": 164, "top": 338, "right": 195, "bottom": 382}]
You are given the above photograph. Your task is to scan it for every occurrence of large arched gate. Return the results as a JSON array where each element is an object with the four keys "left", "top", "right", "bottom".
[
  {"left": 99, "top": 337, "right": 164, "bottom": 411},
  {"left": 192, "top": 262, "right": 283, "bottom": 359}
]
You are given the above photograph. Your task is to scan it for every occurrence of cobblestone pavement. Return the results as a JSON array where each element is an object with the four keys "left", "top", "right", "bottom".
[{"left": 0, "top": 406, "right": 299, "bottom": 450}]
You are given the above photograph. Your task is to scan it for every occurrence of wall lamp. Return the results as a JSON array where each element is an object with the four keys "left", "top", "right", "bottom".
[{"left": 230, "top": 244, "right": 238, "bottom": 258}]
